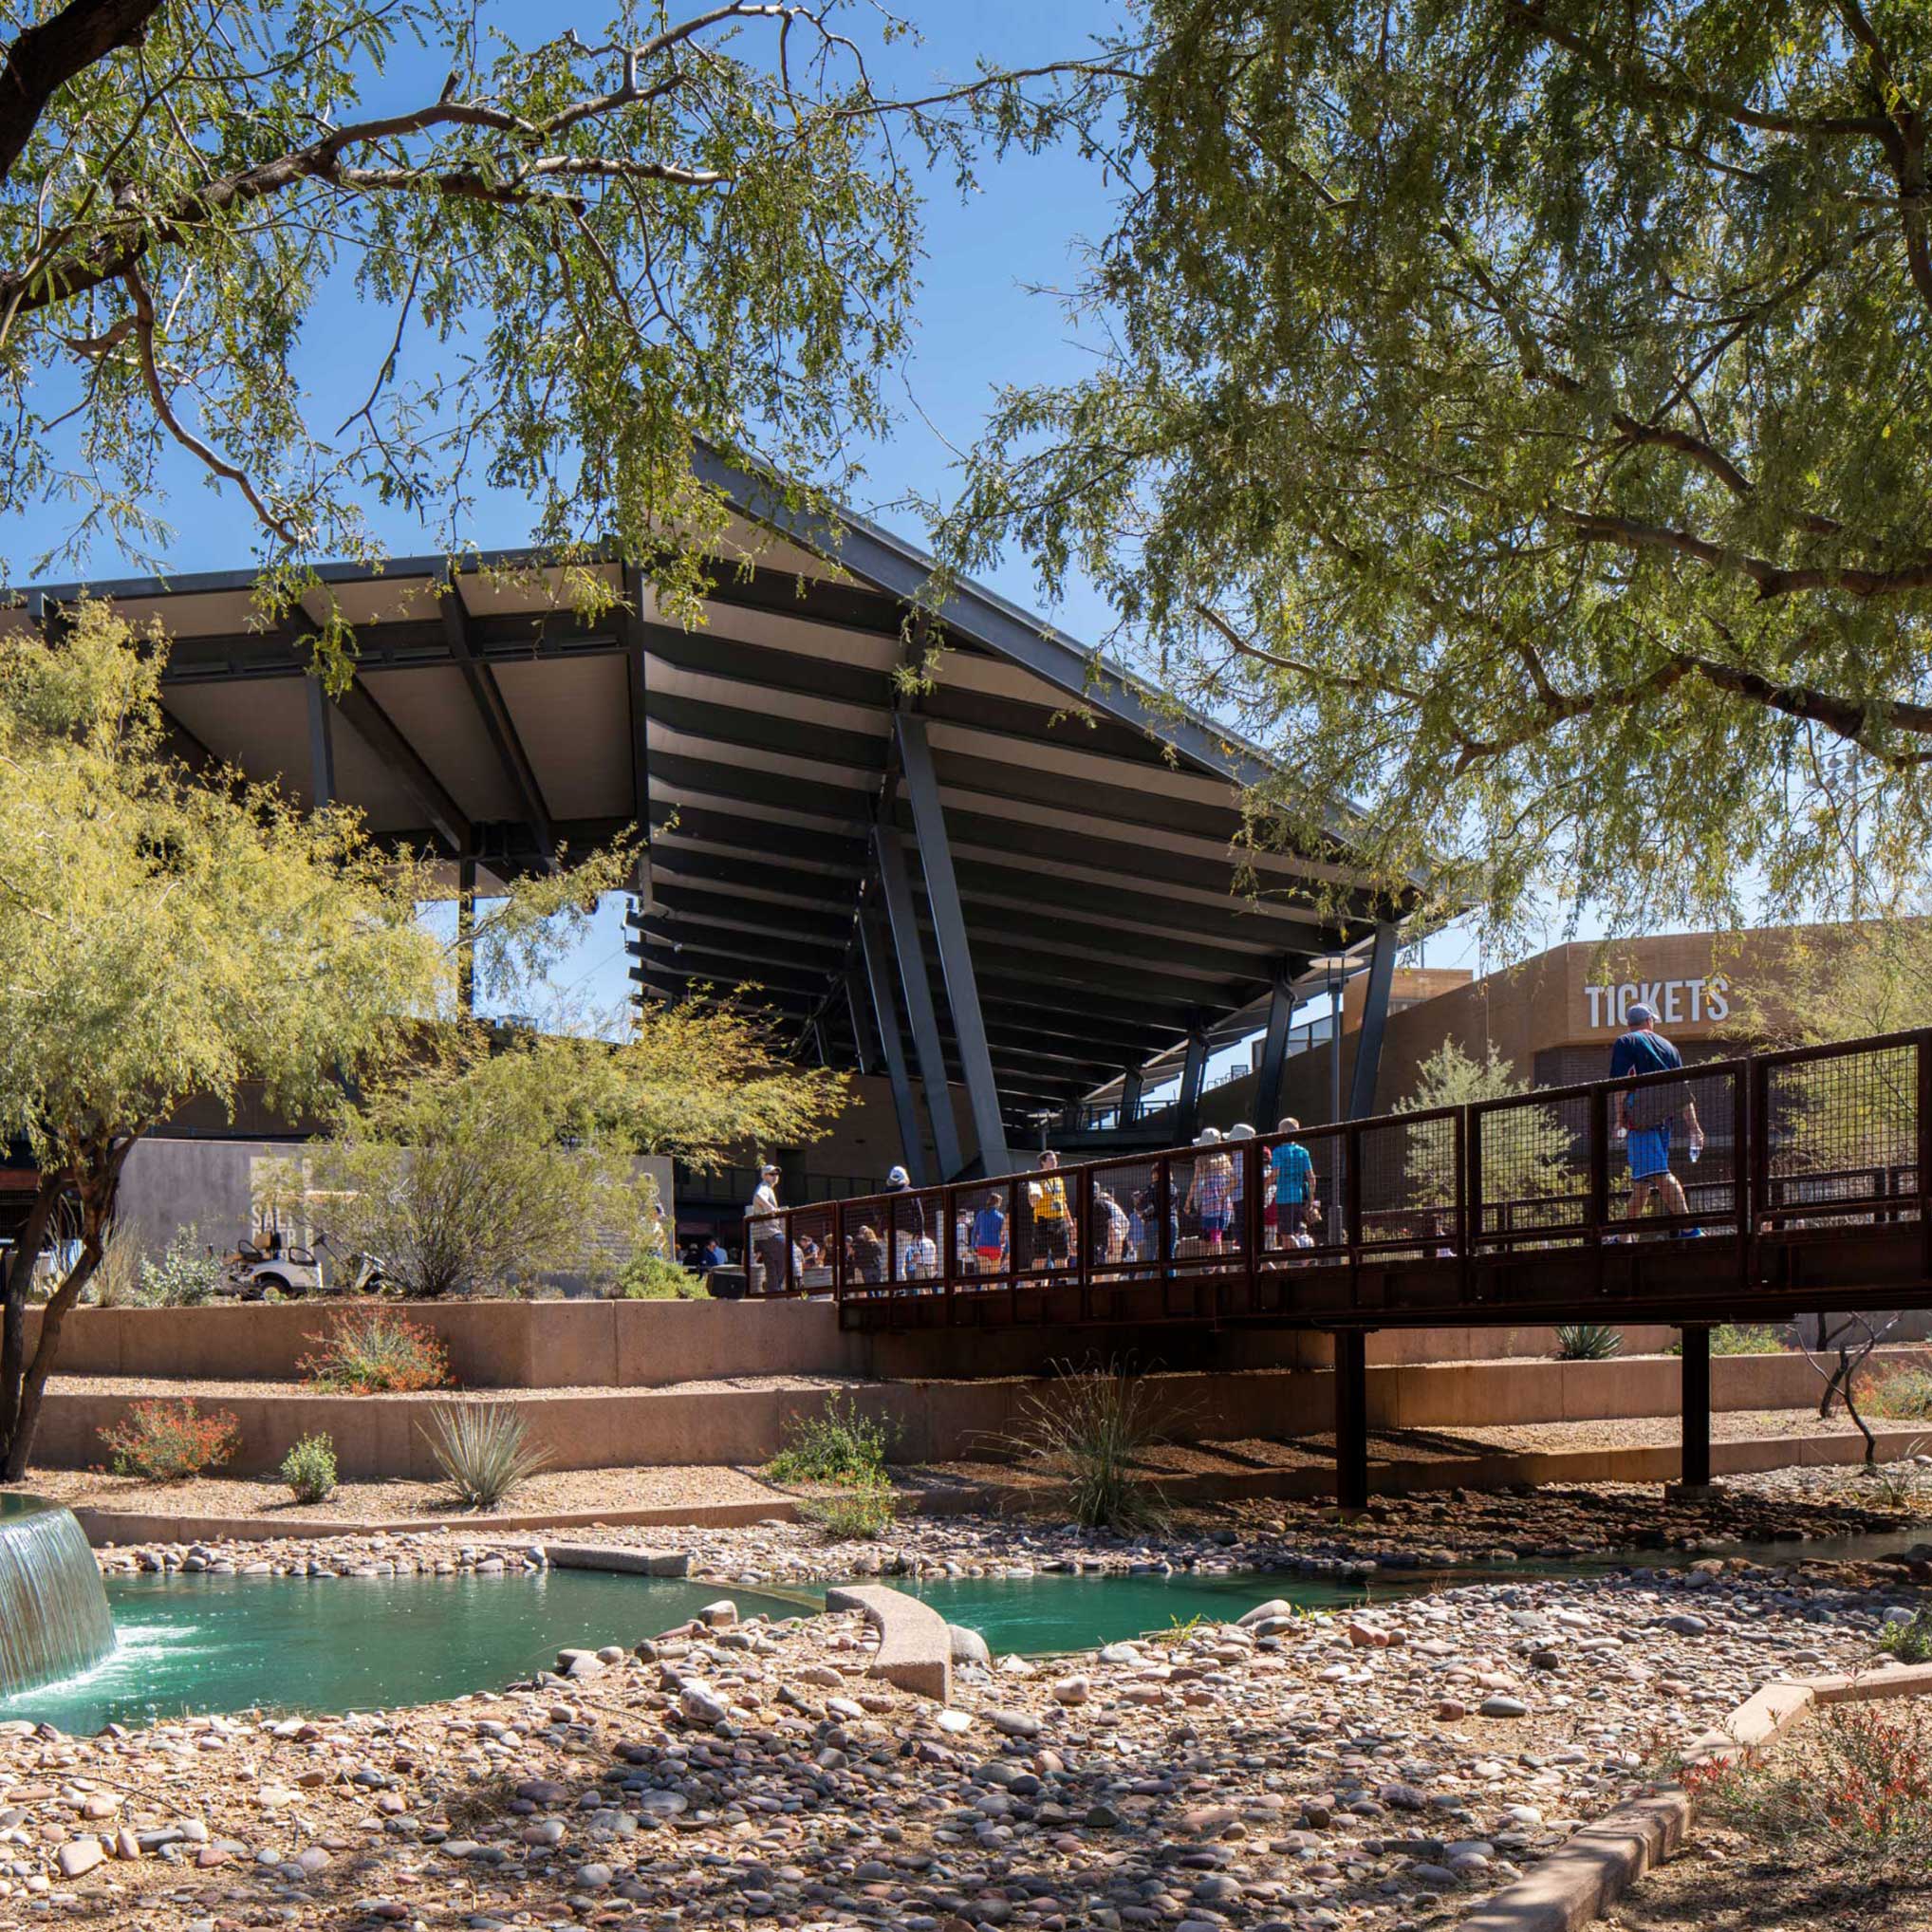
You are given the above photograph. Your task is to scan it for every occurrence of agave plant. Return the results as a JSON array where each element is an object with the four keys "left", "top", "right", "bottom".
[
  {"left": 1553, "top": 1323, "right": 1624, "bottom": 1362},
  {"left": 419, "top": 1403, "right": 551, "bottom": 1511}
]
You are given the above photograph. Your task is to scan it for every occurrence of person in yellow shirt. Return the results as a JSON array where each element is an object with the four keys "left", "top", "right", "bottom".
[{"left": 1025, "top": 1149, "right": 1073, "bottom": 1269}]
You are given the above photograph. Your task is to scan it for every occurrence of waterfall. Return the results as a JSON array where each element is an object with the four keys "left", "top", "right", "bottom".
[{"left": 0, "top": 1495, "right": 114, "bottom": 1698}]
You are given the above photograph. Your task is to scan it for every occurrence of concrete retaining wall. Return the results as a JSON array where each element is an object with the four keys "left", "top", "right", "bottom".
[
  {"left": 23, "top": 1298, "right": 1682, "bottom": 1390},
  {"left": 32, "top": 1348, "right": 1930, "bottom": 1478}
]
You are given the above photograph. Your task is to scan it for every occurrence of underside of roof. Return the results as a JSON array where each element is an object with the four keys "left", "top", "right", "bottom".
[{"left": 4, "top": 463, "right": 1417, "bottom": 1137}]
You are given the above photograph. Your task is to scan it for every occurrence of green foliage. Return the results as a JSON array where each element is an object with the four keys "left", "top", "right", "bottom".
[
  {"left": 0, "top": 1, "right": 994, "bottom": 669},
  {"left": 798, "top": 1479, "right": 896, "bottom": 1543},
  {"left": 300, "top": 1310, "right": 454, "bottom": 1394},
  {"left": 280, "top": 1433, "right": 340, "bottom": 1505},
  {"left": 1684, "top": 1702, "right": 1932, "bottom": 1869},
  {"left": 1712, "top": 1324, "right": 1789, "bottom": 1356},
  {"left": 136, "top": 1227, "right": 226, "bottom": 1309},
  {"left": 100, "top": 1399, "right": 241, "bottom": 1482},
  {"left": 314, "top": 1005, "right": 844, "bottom": 1299},
  {"left": 1867, "top": 1368, "right": 1932, "bottom": 1421},
  {"left": 617, "top": 1254, "right": 705, "bottom": 1301},
  {"left": 0, "top": 606, "right": 447, "bottom": 1477},
  {"left": 1397, "top": 1042, "right": 1576, "bottom": 1216},
  {"left": 1880, "top": 1610, "right": 1932, "bottom": 1664},
  {"left": 1554, "top": 1324, "right": 1623, "bottom": 1363},
  {"left": 938, "top": 3, "right": 1932, "bottom": 938},
  {"left": 1004, "top": 1359, "right": 1170, "bottom": 1533},
  {"left": 767, "top": 1393, "right": 893, "bottom": 1488},
  {"left": 419, "top": 1403, "right": 551, "bottom": 1511}
]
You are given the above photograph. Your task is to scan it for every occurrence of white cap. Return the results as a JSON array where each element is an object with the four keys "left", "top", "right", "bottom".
[
  {"left": 1198, "top": 1125, "right": 1223, "bottom": 1143},
  {"left": 887, "top": 1164, "right": 910, "bottom": 1186},
  {"left": 1228, "top": 1123, "right": 1255, "bottom": 1139}
]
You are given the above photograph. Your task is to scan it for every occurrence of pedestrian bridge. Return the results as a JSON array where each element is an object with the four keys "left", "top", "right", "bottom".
[{"left": 751, "top": 1026, "right": 1930, "bottom": 1502}]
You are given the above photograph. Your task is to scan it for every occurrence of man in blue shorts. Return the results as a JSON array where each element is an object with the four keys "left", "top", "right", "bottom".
[{"left": 1610, "top": 1003, "right": 1704, "bottom": 1224}]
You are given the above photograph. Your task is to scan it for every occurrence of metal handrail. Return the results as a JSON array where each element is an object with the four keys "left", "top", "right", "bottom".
[{"left": 742, "top": 1028, "right": 1932, "bottom": 1321}]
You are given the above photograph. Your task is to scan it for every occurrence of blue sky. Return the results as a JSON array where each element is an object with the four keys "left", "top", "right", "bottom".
[{"left": 6, "top": 1, "right": 1505, "bottom": 1041}]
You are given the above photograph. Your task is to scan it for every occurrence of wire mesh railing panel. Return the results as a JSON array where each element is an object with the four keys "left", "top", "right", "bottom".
[
  {"left": 1356, "top": 1110, "right": 1460, "bottom": 1259},
  {"left": 1088, "top": 1156, "right": 1158, "bottom": 1279},
  {"left": 883, "top": 1188, "right": 946, "bottom": 1288},
  {"left": 1012, "top": 1165, "right": 1078, "bottom": 1277},
  {"left": 785, "top": 1204, "right": 839, "bottom": 1295},
  {"left": 1760, "top": 1036, "right": 1922, "bottom": 1229},
  {"left": 1168, "top": 1141, "right": 1253, "bottom": 1270},
  {"left": 1607, "top": 1063, "right": 1743, "bottom": 1236},
  {"left": 839, "top": 1196, "right": 893, "bottom": 1295},
  {"left": 953, "top": 1183, "right": 1014, "bottom": 1291},
  {"left": 1254, "top": 1125, "right": 1347, "bottom": 1262},
  {"left": 1474, "top": 1088, "right": 1591, "bottom": 1249}
]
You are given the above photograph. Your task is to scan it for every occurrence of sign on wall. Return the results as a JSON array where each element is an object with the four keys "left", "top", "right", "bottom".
[{"left": 1584, "top": 975, "right": 1732, "bottom": 1031}]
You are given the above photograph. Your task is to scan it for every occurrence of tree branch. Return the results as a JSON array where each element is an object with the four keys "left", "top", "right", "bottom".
[{"left": 0, "top": 0, "right": 164, "bottom": 185}]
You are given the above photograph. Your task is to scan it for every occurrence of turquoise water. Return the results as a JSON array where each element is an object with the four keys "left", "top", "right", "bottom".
[
  {"left": 902, "top": 1568, "right": 1384, "bottom": 1652},
  {"left": 6, "top": 1521, "right": 1927, "bottom": 1734},
  {"left": 0, "top": 1570, "right": 808, "bottom": 1735}
]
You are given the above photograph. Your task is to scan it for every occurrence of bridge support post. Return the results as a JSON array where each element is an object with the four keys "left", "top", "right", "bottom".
[
  {"left": 1679, "top": 1325, "right": 1713, "bottom": 1493},
  {"left": 1333, "top": 1329, "right": 1369, "bottom": 1512}
]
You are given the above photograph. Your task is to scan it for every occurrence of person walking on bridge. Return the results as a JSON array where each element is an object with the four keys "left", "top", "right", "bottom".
[{"left": 1611, "top": 1003, "right": 1704, "bottom": 1226}]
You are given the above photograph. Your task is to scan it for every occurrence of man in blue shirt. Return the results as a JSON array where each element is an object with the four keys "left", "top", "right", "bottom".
[
  {"left": 1269, "top": 1117, "right": 1318, "bottom": 1249},
  {"left": 1610, "top": 1003, "right": 1704, "bottom": 1224}
]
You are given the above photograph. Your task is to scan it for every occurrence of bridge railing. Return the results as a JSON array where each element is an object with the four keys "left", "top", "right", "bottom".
[{"left": 741, "top": 1025, "right": 1931, "bottom": 1320}]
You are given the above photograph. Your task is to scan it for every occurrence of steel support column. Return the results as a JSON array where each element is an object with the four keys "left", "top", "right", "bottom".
[
  {"left": 859, "top": 901, "right": 935, "bottom": 1190},
  {"left": 455, "top": 855, "right": 476, "bottom": 1017},
  {"left": 622, "top": 565, "right": 653, "bottom": 907},
  {"left": 1334, "top": 1329, "right": 1370, "bottom": 1511},
  {"left": 1120, "top": 1067, "right": 1144, "bottom": 1125},
  {"left": 306, "top": 676, "right": 336, "bottom": 809},
  {"left": 1177, "top": 1028, "right": 1210, "bottom": 1142},
  {"left": 1254, "top": 971, "right": 1296, "bottom": 1127},
  {"left": 1680, "top": 1325, "right": 1713, "bottom": 1490},
  {"left": 872, "top": 817, "right": 966, "bottom": 1180},
  {"left": 1347, "top": 921, "right": 1401, "bottom": 1120},
  {"left": 894, "top": 713, "right": 1011, "bottom": 1179},
  {"left": 845, "top": 967, "right": 881, "bottom": 1076}
]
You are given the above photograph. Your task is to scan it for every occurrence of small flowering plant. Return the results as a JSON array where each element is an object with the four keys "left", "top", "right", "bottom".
[{"left": 100, "top": 1399, "right": 241, "bottom": 1481}]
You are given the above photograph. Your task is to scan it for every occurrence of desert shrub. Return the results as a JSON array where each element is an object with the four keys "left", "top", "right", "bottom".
[
  {"left": 1553, "top": 1323, "right": 1622, "bottom": 1361},
  {"left": 87, "top": 1217, "right": 144, "bottom": 1308},
  {"left": 420, "top": 1403, "right": 551, "bottom": 1510},
  {"left": 136, "top": 1226, "right": 225, "bottom": 1308},
  {"left": 617, "top": 1254, "right": 705, "bottom": 1300},
  {"left": 1004, "top": 1358, "right": 1171, "bottom": 1533},
  {"left": 1684, "top": 1702, "right": 1932, "bottom": 1864},
  {"left": 100, "top": 1399, "right": 240, "bottom": 1481},
  {"left": 300, "top": 1310, "right": 453, "bottom": 1394},
  {"left": 1711, "top": 1323, "right": 1787, "bottom": 1355},
  {"left": 280, "top": 1432, "right": 339, "bottom": 1504},
  {"left": 1867, "top": 1367, "right": 1932, "bottom": 1421},
  {"left": 799, "top": 1478, "right": 895, "bottom": 1542},
  {"left": 1879, "top": 1608, "right": 1932, "bottom": 1664},
  {"left": 767, "top": 1391, "right": 893, "bottom": 1486}
]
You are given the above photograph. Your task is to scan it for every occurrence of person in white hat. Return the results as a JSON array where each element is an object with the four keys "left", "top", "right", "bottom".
[
  {"left": 746, "top": 1162, "right": 786, "bottom": 1292},
  {"left": 1184, "top": 1124, "right": 1236, "bottom": 1254}
]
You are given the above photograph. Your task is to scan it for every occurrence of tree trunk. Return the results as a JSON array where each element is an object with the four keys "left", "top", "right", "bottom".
[
  {"left": 1844, "top": 1355, "right": 1878, "bottom": 1464},
  {"left": 0, "top": 1142, "right": 129, "bottom": 1482},
  {"left": 0, "top": 1174, "right": 69, "bottom": 1474}
]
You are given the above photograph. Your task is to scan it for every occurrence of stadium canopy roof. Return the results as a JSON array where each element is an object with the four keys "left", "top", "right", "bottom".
[{"left": 4, "top": 452, "right": 1423, "bottom": 1169}]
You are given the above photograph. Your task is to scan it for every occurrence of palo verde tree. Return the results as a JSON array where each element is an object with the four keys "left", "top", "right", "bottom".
[
  {"left": 1395, "top": 1040, "right": 1577, "bottom": 1223},
  {"left": 939, "top": 1, "right": 1932, "bottom": 942},
  {"left": 0, "top": 604, "right": 446, "bottom": 1478},
  {"left": 0, "top": 0, "right": 1017, "bottom": 659},
  {"left": 313, "top": 998, "right": 848, "bottom": 1298}
]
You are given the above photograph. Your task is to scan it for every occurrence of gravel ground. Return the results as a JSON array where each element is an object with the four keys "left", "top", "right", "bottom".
[
  {"left": 25, "top": 1465, "right": 788, "bottom": 1525},
  {"left": 1, "top": 1553, "right": 1920, "bottom": 1932}
]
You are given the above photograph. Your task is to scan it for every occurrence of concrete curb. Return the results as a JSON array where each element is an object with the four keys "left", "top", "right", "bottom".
[
  {"left": 542, "top": 1543, "right": 690, "bottom": 1577},
  {"left": 1463, "top": 1663, "right": 1932, "bottom": 1932},
  {"left": 1458, "top": 1790, "right": 1690, "bottom": 1932},
  {"left": 823, "top": 1583, "right": 952, "bottom": 1702}
]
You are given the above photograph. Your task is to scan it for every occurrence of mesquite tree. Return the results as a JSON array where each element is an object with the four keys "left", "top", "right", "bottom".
[
  {"left": 938, "top": 1, "right": 1932, "bottom": 941},
  {"left": 0, "top": 0, "right": 1017, "bottom": 669}
]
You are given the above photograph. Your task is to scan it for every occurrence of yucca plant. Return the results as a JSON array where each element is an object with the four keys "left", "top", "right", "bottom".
[
  {"left": 419, "top": 1403, "right": 551, "bottom": 1511},
  {"left": 1554, "top": 1323, "right": 1624, "bottom": 1362}
]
